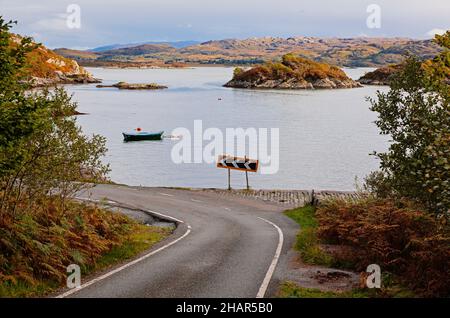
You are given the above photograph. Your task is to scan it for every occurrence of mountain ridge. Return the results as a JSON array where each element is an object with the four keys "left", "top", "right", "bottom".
[
  {"left": 89, "top": 40, "right": 201, "bottom": 52},
  {"left": 53, "top": 35, "right": 442, "bottom": 68}
]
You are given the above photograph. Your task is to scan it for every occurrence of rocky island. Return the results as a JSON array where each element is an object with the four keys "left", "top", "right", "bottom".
[
  {"left": 359, "top": 62, "right": 450, "bottom": 86},
  {"left": 96, "top": 82, "right": 168, "bottom": 90},
  {"left": 358, "top": 64, "right": 403, "bottom": 85},
  {"left": 224, "top": 54, "right": 362, "bottom": 89}
]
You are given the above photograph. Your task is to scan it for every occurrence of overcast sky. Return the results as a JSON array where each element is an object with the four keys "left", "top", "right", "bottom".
[{"left": 1, "top": 0, "right": 449, "bottom": 49}]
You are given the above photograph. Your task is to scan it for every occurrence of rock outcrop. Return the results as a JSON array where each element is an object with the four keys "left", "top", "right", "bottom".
[
  {"left": 224, "top": 54, "right": 362, "bottom": 89},
  {"left": 358, "top": 63, "right": 450, "bottom": 86},
  {"left": 10, "top": 34, "right": 101, "bottom": 87},
  {"left": 30, "top": 72, "right": 101, "bottom": 87},
  {"left": 96, "top": 82, "right": 168, "bottom": 90},
  {"left": 357, "top": 65, "right": 403, "bottom": 85}
]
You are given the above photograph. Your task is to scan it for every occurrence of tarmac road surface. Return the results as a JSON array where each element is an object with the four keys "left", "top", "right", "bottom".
[{"left": 57, "top": 184, "right": 298, "bottom": 298}]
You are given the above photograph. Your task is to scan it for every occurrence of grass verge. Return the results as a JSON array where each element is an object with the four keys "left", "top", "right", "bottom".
[
  {"left": 279, "top": 280, "right": 415, "bottom": 298},
  {"left": 283, "top": 204, "right": 417, "bottom": 298},
  {"left": 284, "top": 205, "right": 333, "bottom": 266},
  {"left": 84, "top": 224, "right": 172, "bottom": 274},
  {"left": 0, "top": 221, "right": 172, "bottom": 297}
]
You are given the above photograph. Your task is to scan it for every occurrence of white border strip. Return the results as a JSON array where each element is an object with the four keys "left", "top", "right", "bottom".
[
  {"left": 158, "top": 192, "right": 174, "bottom": 197},
  {"left": 56, "top": 224, "right": 191, "bottom": 298},
  {"left": 145, "top": 209, "right": 184, "bottom": 224},
  {"left": 256, "top": 217, "right": 284, "bottom": 298},
  {"left": 75, "top": 197, "right": 184, "bottom": 224},
  {"left": 56, "top": 201, "right": 191, "bottom": 298}
]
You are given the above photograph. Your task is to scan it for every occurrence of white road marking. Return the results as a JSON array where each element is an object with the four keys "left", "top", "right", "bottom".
[
  {"left": 190, "top": 199, "right": 203, "bottom": 203},
  {"left": 146, "top": 209, "right": 184, "bottom": 224},
  {"left": 159, "top": 192, "right": 174, "bottom": 197},
  {"left": 56, "top": 224, "right": 191, "bottom": 298},
  {"left": 224, "top": 207, "right": 231, "bottom": 211},
  {"left": 76, "top": 197, "right": 115, "bottom": 204},
  {"left": 57, "top": 197, "right": 190, "bottom": 298},
  {"left": 75, "top": 197, "right": 184, "bottom": 224},
  {"left": 70, "top": 195, "right": 282, "bottom": 298},
  {"left": 256, "top": 217, "right": 284, "bottom": 298}
]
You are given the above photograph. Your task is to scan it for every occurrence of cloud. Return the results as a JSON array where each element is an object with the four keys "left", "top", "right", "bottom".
[
  {"left": 177, "top": 23, "right": 193, "bottom": 29},
  {"left": 2, "top": 0, "right": 450, "bottom": 48},
  {"left": 31, "top": 14, "right": 68, "bottom": 32},
  {"left": 426, "top": 28, "right": 447, "bottom": 38}
]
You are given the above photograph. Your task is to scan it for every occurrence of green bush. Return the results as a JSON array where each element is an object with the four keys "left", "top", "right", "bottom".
[
  {"left": 285, "top": 206, "right": 333, "bottom": 266},
  {"left": 368, "top": 32, "right": 450, "bottom": 214},
  {"left": 0, "top": 18, "right": 109, "bottom": 215}
]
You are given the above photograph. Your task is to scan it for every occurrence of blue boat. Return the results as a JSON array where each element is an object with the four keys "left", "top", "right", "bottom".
[{"left": 122, "top": 131, "right": 164, "bottom": 142}]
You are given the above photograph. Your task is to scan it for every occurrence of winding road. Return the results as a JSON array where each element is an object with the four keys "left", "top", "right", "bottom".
[{"left": 57, "top": 184, "right": 299, "bottom": 298}]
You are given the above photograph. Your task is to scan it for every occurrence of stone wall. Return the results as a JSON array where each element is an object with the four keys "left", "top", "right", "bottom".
[{"left": 203, "top": 189, "right": 363, "bottom": 208}]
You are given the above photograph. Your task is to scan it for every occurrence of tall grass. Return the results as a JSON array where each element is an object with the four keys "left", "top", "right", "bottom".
[{"left": 0, "top": 197, "right": 171, "bottom": 297}]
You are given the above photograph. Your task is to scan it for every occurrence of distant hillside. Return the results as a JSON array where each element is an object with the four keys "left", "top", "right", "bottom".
[
  {"left": 55, "top": 36, "right": 443, "bottom": 68},
  {"left": 52, "top": 48, "right": 99, "bottom": 61},
  {"left": 99, "top": 44, "right": 176, "bottom": 57},
  {"left": 224, "top": 54, "right": 362, "bottom": 89},
  {"left": 9, "top": 34, "right": 99, "bottom": 86},
  {"left": 90, "top": 40, "right": 200, "bottom": 52}
]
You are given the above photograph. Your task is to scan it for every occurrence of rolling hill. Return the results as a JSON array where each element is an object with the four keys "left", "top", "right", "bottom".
[{"left": 54, "top": 36, "right": 443, "bottom": 68}]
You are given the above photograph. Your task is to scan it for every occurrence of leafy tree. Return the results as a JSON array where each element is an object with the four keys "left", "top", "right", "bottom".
[
  {"left": 0, "top": 18, "right": 39, "bottom": 176},
  {"left": 368, "top": 32, "right": 450, "bottom": 214},
  {"left": 0, "top": 18, "right": 109, "bottom": 214}
]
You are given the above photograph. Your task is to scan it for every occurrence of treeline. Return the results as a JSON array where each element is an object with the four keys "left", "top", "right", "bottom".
[{"left": 0, "top": 18, "right": 146, "bottom": 297}]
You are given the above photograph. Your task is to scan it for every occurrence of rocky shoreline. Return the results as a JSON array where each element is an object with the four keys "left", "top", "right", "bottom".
[
  {"left": 8, "top": 34, "right": 102, "bottom": 88},
  {"left": 96, "top": 82, "right": 168, "bottom": 90},
  {"left": 357, "top": 65, "right": 401, "bottom": 86},
  {"left": 225, "top": 77, "right": 362, "bottom": 89},
  {"left": 358, "top": 64, "right": 450, "bottom": 86},
  {"left": 224, "top": 54, "right": 363, "bottom": 90},
  {"left": 30, "top": 73, "right": 101, "bottom": 87}
]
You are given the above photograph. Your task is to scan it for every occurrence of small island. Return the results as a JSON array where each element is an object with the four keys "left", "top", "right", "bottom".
[
  {"left": 96, "top": 81, "right": 168, "bottom": 90},
  {"left": 358, "top": 65, "right": 403, "bottom": 85},
  {"left": 359, "top": 62, "right": 450, "bottom": 86},
  {"left": 224, "top": 54, "right": 362, "bottom": 89}
]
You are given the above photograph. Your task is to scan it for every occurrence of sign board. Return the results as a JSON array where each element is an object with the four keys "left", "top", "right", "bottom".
[{"left": 216, "top": 155, "right": 259, "bottom": 173}]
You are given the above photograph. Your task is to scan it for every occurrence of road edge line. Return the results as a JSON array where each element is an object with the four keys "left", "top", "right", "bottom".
[
  {"left": 74, "top": 197, "right": 185, "bottom": 224},
  {"left": 55, "top": 211, "right": 191, "bottom": 298},
  {"left": 256, "top": 217, "right": 284, "bottom": 298}
]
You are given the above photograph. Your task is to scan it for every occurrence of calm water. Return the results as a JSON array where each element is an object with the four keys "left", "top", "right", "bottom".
[{"left": 66, "top": 67, "right": 389, "bottom": 190}]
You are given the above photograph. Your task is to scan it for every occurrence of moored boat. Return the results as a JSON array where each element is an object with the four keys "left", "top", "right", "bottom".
[{"left": 122, "top": 131, "right": 164, "bottom": 142}]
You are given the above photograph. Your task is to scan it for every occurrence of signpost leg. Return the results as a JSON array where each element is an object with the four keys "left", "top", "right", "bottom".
[
  {"left": 245, "top": 170, "right": 249, "bottom": 190},
  {"left": 228, "top": 168, "right": 231, "bottom": 190},
  {"left": 244, "top": 156, "right": 249, "bottom": 190}
]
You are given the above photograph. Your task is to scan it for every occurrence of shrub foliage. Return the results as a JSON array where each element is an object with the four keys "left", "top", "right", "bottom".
[
  {"left": 316, "top": 198, "right": 450, "bottom": 297},
  {"left": 368, "top": 32, "right": 450, "bottom": 214},
  {"left": 0, "top": 18, "right": 121, "bottom": 295},
  {"left": 232, "top": 53, "right": 349, "bottom": 82}
]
